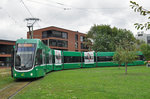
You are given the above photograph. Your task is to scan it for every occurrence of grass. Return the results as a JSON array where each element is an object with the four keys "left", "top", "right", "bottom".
[
  {"left": 0, "top": 68, "right": 14, "bottom": 89},
  {"left": 12, "top": 66, "right": 150, "bottom": 99}
]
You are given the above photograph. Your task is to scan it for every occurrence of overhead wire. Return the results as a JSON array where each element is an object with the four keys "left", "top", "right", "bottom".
[
  {"left": 3, "top": 8, "right": 17, "bottom": 24},
  {"left": 20, "top": 0, "right": 41, "bottom": 28},
  {"left": 20, "top": 0, "right": 34, "bottom": 17},
  {"left": 23, "top": 0, "right": 132, "bottom": 31},
  {"left": 25, "top": 0, "right": 128, "bottom": 13},
  {"left": 45, "top": 0, "right": 127, "bottom": 10},
  {"left": 1, "top": 7, "right": 27, "bottom": 31},
  {"left": 24, "top": 0, "right": 101, "bottom": 30},
  {"left": 25, "top": 0, "right": 71, "bottom": 26},
  {"left": 25, "top": 0, "right": 95, "bottom": 17},
  {"left": 26, "top": 0, "right": 64, "bottom": 9}
]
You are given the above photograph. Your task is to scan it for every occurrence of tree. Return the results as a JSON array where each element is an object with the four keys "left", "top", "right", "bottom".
[
  {"left": 135, "top": 39, "right": 146, "bottom": 50},
  {"left": 113, "top": 41, "right": 138, "bottom": 74},
  {"left": 113, "top": 46, "right": 123, "bottom": 69},
  {"left": 140, "top": 43, "right": 150, "bottom": 60},
  {"left": 84, "top": 36, "right": 93, "bottom": 51},
  {"left": 87, "top": 24, "right": 136, "bottom": 52},
  {"left": 130, "top": 1, "right": 150, "bottom": 30}
]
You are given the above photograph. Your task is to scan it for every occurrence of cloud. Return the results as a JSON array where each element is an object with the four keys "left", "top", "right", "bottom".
[{"left": 0, "top": 0, "right": 150, "bottom": 40}]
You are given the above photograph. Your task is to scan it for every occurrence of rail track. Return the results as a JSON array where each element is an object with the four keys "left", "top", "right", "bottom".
[{"left": 0, "top": 81, "right": 32, "bottom": 99}]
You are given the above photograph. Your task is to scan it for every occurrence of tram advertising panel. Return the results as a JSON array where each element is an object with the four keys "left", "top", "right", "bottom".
[
  {"left": 55, "top": 50, "right": 62, "bottom": 65},
  {"left": 84, "top": 52, "right": 94, "bottom": 64}
]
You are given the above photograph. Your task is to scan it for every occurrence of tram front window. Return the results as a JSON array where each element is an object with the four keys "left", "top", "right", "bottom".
[{"left": 15, "top": 44, "right": 36, "bottom": 70}]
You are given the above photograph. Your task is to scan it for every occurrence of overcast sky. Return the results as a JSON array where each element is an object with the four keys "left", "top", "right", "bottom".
[{"left": 0, "top": 0, "right": 150, "bottom": 40}]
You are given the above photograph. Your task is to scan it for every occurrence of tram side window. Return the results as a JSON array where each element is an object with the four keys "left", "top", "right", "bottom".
[
  {"left": 97, "top": 56, "right": 113, "bottom": 62},
  {"left": 81, "top": 56, "right": 84, "bottom": 62},
  {"left": 106, "top": 56, "right": 113, "bottom": 61},
  {"left": 45, "top": 53, "right": 52, "bottom": 64},
  {"left": 35, "top": 49, "right": 42, "bottom": 65},
  {"left": 94, "top": 56, "right": 96, "bottom": 62},
  {"left": 64, "top": 56, "right": 81, "bottom": 63},
  {"left": 42, "top": 50, "right": 46, "bottom": 64},
  {"left": 97, "top": 56, "right": 105, "bottom": 61},
  {"left": 138, "top": 55, "right": 145, "bottom": 61},
  {"left": 46, "top": 54, "right": 49, "bottom": 64},
  {"left": 49, "top": 54, "right": 52, "bottom": 64},
  {"left": 52, "top": 55, "right": 55, "bottom": 64}
]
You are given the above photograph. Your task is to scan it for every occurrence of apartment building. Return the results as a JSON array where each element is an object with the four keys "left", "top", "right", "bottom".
[{"left": 27, "top": 26, "right": 89, "bottom": 52}]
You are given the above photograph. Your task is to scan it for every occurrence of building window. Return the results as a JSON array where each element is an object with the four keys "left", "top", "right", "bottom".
[
  {"left": 42, "top": 31, "right": 48, "bottom": 38},
  {"left": 147, "top": 40, "right": 150, "bottom": 44},
  {"left": 62, "top": 32, "right": 68, "bottom": 39},
  {"left": 52, "top": 31, "right": 62, "bottom": 38},
  {"left": 75, "top": 34, "right": 78, "bottom": 41},
  {"left": 81, "top": 43, "right": 88, "bottom": 49},
  {"left": 49, "top": 40, "right": 68, "bottom": 48},
  {"left": 80, "top": 36, "right": 85, "bottom": 42},
  {"left": 42, "top": 40, "right": 48, "bottom": 45},
  {"left": 50, "top": 40, "right": 57, "bottom": 46},
  {"left": 147, "top": 36, "right": 150, "bottom": 44},
  {"left": 0, "top": 44, "right": 14, "bottom": 54},
  {"left": 80, "top": 36, "right": 83, "bottom": 42},
  {"left": 63, "top": 41, "right": 68, "bottom": 47},
  {"left": 138, "top": 34, "right": 143, "bottom": 36},
  {"left": 81, "top": 43, "right": 83, "bottom": 49},
  {"left": 42, "top": 30, "right": 68, "bottom": 39},
  {"left": 0, "top": 57, "right": 12, "bottom": 67},
  {"left": 75, "top": 42, "right": 78, "bottom": 49}
]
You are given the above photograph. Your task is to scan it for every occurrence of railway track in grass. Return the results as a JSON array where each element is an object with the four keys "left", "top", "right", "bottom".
[{"left": 0, "top": 80, "right": 32, "bottom": 99}]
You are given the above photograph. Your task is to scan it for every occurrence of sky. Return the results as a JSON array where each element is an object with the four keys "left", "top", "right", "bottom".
[{"left": 0, "top": 0, "right": 150, "bottom": 40}]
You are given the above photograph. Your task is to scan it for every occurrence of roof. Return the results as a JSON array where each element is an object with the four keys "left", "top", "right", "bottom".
[
  {"left": 63, "top": 51, "right": 81, "bottom": 56},
  {"left": 16, "top": 39, "right": 41, "bottom": 43},
  {"left": 32, "top": 26, "right": 86, "bottom": 35},
  {"left": 0, "top": 39, "right": 16, "bottom": 43},
  {"left": 97, "top": 52, "right": 115, "bottom": 56}
]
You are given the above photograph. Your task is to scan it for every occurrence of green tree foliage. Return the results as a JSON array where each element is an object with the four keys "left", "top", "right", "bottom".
[
  {"left": 87, "top": 24, "right": 136, "bottom": 52},
  {"left": 140, "top": 44, "right": 150, "bottom": 60},
  {"left": 113, "top": 46, "right": 123, "bottom": 69},
  {"left": 113, "top": 41, "right": 137, "bottom": 74},
  {"left": 130, "top": 1, "right": 150, "bottom": 30},
  {"left": 84, "top": 36, "right": 93, "bottom": 51},
  {"left": 135, "top": 39, "right": 146, "bottom": 50}
]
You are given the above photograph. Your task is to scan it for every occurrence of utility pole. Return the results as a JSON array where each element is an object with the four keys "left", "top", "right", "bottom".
[{"left": 25, "top": 18, "right": 40, "bottom": 39}]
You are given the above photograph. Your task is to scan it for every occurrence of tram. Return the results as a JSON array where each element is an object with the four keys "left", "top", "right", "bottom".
[{"left": 12, "top": 39, "right": 145, "bottom": 79}]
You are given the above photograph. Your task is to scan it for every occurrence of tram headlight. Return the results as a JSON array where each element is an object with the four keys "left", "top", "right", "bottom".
[{"left": 30, "top": 73, "right": 33, "bottom": 76}]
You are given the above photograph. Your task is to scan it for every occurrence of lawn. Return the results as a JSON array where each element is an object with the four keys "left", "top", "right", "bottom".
[
  {"left": 13, "top": 66, "right": 150, "bottom": 99},
  {"left": 0, "top": 68, "right": 14, "bottom": 89}
]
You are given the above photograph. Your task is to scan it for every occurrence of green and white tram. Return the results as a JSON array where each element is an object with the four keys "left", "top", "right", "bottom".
[
  {"left": 12, "top": 39, "right": 145, "bottom": 79},
  {"left": 13, "top": 39, "right": 52, "bottom": 78}
]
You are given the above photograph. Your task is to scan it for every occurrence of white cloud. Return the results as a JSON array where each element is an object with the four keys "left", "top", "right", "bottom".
[{"left": 0, "top": 0, "right": 150, "bottom": 40}]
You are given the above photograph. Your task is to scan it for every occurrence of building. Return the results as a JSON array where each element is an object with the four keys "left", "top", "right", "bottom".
[
  {"left": 27, "top": 26, "right": 89, "bottom": 52},
  {"left": 0, "top": 40, "right": 15, "bottom": 67},
  {"left": 136, "top": 31, "right": 150, "bottom": 44}
]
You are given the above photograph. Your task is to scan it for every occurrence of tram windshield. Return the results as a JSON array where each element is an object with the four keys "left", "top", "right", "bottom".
[{"left": 15, "top": 43, "right": 36, "bottom": 70}]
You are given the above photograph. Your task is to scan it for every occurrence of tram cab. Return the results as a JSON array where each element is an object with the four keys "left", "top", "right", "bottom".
[{"left": 13, "top": 39, "right": 51, "bottom": 79}]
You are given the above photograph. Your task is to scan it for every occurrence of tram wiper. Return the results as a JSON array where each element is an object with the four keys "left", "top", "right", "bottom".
[
  {"left": 23, "top": 57, "right": 32, "bottom": 69},
  {"left": 19, "top": 67, "right": 21, "bottom": 70},
  {"left": 15, "top": 55, "right": 21, "bottom": 66}
]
